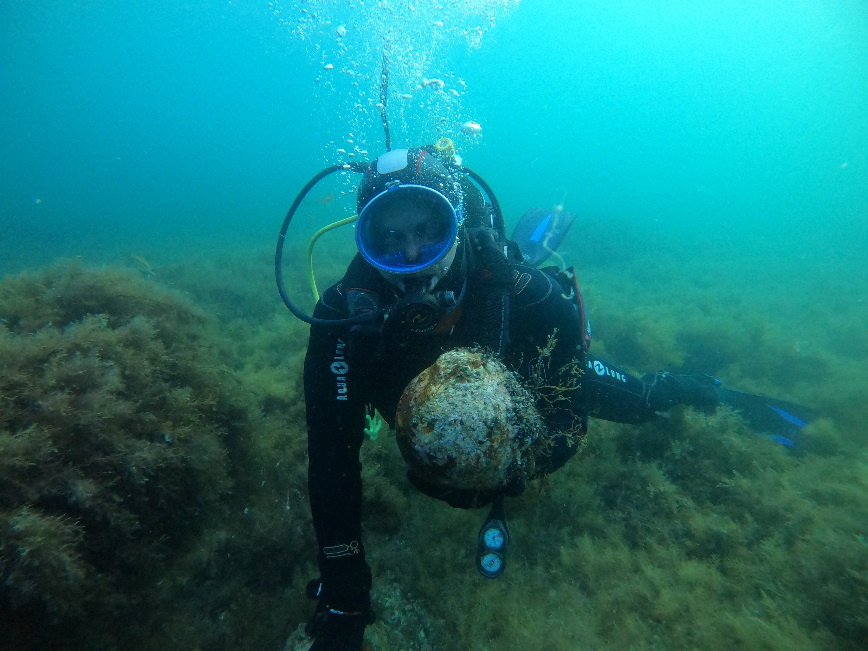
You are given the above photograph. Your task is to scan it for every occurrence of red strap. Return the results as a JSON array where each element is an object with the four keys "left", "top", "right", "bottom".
[{"left": 416, "top": 149, "right": 428, "bottom": 174}]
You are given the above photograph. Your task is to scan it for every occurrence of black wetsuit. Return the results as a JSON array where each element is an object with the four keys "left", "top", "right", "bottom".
[{"left": 302, "top": 232, "right": 664, "bottom": 606}]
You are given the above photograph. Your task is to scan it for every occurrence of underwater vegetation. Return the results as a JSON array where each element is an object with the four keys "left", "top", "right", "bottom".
[
  {"left": 0, "top": 260, "right": 314, "bottom": 649},
  {"left": 1, "top": 246, "right": 865, "bottom": 650},
  {"left": 0, "top": 261, "right": 239, "bottom": 646}
]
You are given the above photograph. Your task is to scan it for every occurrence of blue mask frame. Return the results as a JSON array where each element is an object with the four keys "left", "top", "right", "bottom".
[{"left": 356, "top": 184, "right": 461, "bottom": 274}]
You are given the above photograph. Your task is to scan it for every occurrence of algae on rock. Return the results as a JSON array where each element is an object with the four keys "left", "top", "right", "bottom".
[{"left": 0, "top": 261, "right": 239, "bottom": 645}]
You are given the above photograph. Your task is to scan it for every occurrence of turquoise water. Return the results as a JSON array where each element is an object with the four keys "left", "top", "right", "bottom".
[{"left": 2, "top": 0, "right": 865, "bottom": 273}]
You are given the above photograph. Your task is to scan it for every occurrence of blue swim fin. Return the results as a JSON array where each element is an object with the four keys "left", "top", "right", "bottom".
[
  {"left": 510, "top": 207, "right": 577, "bottom": 267},
  {"left": 717, "top": 387, "right": 815, "bottom": 446}
]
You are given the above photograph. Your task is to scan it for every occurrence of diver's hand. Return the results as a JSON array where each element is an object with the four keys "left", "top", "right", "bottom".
[
  {"left": 407, "top": 470, "right": 502, "bottom": 509},
  {"left": 306, "top": 579, "right": 373, "bottom": 651},
  {"left": 643, "top": 372, "right": 721, "bottom": 414}
]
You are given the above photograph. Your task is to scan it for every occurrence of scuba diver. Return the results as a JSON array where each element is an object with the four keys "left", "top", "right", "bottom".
[{"left": 289, "top": 143, "right": 797, "bottom": 650}]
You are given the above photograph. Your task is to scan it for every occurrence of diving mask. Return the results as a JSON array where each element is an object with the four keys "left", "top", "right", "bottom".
[{"left": 356, "top": 184, "right": 461, "bottom": 276}]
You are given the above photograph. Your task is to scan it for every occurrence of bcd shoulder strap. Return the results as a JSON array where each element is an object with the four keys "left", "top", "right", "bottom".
[
  {"left": 538, "top": 264, "right": 592, "bottom": 354},
  {"left": 466, "top": 227, "right": 516, "bottom": 356}
]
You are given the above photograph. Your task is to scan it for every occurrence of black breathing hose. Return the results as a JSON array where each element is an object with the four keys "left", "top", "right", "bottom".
[
  {"left": 463, "top": 168, "right": 506, "bottom": 238},
  {"left": 274, "top": 162, "right": 377, "bottom": 326}
]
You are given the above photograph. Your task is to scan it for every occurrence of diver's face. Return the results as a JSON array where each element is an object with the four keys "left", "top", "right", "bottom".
[
  {"left": 372, "top": 197, "right": 458, "bottom": 292},
  {"left": 373, "top": 198, "right": 452, "bottom": 265},
  {"left": 358, "top": 185, "right": 460, "bottom": 292}
]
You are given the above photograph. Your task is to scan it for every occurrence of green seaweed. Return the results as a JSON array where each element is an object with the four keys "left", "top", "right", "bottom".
[{"left": 0, "top": 261, "right": 240, "bottom": 647}]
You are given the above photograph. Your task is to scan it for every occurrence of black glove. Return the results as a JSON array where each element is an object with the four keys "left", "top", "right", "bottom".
[
  {"left": 407, "top": 471, "right": 498, "bottom": 508},
  {"left": 643, "top": 372, "right": 721, "bottom": 413},
  {"left": 406, "top": 471, "right": 525, "bottom": 509},
  {"left": 306, "top": 578, "right": 373, "bottom": 651}
]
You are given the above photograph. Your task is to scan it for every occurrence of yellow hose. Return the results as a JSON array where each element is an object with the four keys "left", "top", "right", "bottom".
[{"left": 307, "top": 215, "right": 358, "bottom": 302}]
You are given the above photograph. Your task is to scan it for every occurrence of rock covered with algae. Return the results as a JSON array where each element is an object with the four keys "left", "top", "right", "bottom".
[
  {"left": 0, "top": 260, "right": 240, "bottom": 645},
  {"left": 395, "top": 348, "right": 547, "bottom": 491}
]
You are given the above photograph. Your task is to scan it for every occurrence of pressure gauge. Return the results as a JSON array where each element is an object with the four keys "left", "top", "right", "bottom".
[
  {"left": 482, "top": 526, "right": 506, "bottom": 551},
  {"left": 478, "top": 551, "right": 505, "bottom": 578}
]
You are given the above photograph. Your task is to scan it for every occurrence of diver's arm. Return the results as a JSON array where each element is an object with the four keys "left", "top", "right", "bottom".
[
  {"left": 577, "top": 354, "right": 655, "bottom": 423},
  {"left": 577, "top": 354, "right": 721, "bottom": 423},
  {"left": 303, "top": 287, "right": 372, "bottom": 643}
]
